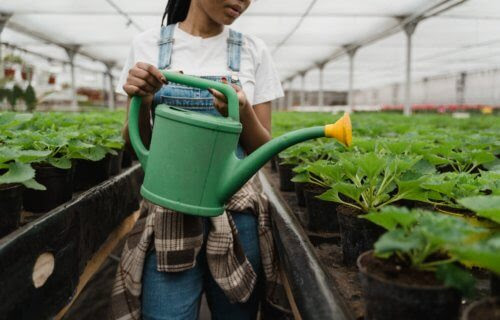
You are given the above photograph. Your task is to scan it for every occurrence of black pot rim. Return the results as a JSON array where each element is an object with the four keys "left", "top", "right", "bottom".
[
  {"left": 461, "top": 297, "right": 500, "bottom": 320},
  {"left": 0, "top": 183, "right": 23, "bottom": 191},
  {"left": 357, "top": 250, "right": 456, "bottom": 291}
]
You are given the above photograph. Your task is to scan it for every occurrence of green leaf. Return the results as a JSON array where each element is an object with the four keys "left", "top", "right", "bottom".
[
  {"left": 458, "top": 196, "right": 500, "bottom": 224},
  {"left": 452, "top": 236, "right": 500, "bottom": 274},
  {"left": 23, "top": 178, "right": 46, "bottom": 190},
  {"left": 47, "top": 157, "right": 72, "bottom": 169},
  {"left": 435, "top": 263, "right": 475, "bottom": 297},
  {"left": 16, "top": 149, "right": 52, "bottom": 163},
  {"left": 361, "top": 206, "right": 419, "bottom": 231},
  {"left": 0, "top": 162, "right": 34, "bottom": 184},
  {"left": 374, "top": 229, "right": 424, "bottom": 257}
]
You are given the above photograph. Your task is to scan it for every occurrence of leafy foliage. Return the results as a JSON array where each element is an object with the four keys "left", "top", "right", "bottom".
[
  {"left": 0, "top": 111, "right": 125, "bottom": 189},
  {"left": 363, "top": 207, "right": 487, "bottom": 295}
]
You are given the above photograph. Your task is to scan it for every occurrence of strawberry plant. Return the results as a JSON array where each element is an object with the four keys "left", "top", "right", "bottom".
[
  {"left": 363, "top": 206, "right": 487, "bottom": 295},
  {"left": 317, "top": 152, "right": 435, "bottom": 213}
]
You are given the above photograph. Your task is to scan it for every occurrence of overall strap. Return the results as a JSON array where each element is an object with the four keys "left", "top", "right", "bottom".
[
  {"left": 158, "top": 24, "right": 176, "bottom": 70},
  {"left": 227, "top": 29, "right": 243, "bottom": 72}
]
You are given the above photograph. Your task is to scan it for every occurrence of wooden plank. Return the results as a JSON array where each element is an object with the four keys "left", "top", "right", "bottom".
[{"left": 54, "top": 210, "right": 140, "bottom": 320}]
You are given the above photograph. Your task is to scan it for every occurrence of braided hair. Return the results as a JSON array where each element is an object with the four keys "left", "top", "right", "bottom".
[{"left": 161, "top": 0, "right": 191, "bottom": 26}]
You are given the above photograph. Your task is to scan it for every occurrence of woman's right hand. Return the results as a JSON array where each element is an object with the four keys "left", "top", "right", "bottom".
[{"left": 123, "top": 62, "right": 167, "bottom": 97}]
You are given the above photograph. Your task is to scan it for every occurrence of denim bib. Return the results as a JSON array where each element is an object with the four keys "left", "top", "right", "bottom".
[{"left": 152, "top": 24, "right": 246, "bottom": 159}]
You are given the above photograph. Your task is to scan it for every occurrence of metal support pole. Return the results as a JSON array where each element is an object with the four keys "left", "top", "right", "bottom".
[
  {"left": 318, "top": 64, "right": 324, "bottom": 106},
  {"left": 286, "top": 79, "right": 293, "bottom": 110},
  {"left": 102, "top": 72, "right": 107, "bottom": 107},
  {"left": 457, "top": 72, "right": 467, "bottom": 106},
  {"left": 403, "top": 21, "right": 418, "bottom": 116},
  {"left": 64, "top": 46, "right": 80, "bottom": 111},
  {"left": 0, "top": 13, "right": 12, "bottom": 76},
  {"left": 104, "top": 62, "right": 116, "bottom": 110},
  {"left": 300, "top": 72, "right": 306, "bottom": 107},
  {"left": 346, "top": 46, "right": 359, "bottom": 112}
]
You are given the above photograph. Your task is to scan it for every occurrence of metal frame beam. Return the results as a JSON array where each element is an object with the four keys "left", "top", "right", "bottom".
[
  {"left": 5, "top": 20, "right": 121, "bottom": 71},
  {"left": 104, "top": 61, "right": 116, "bottom": 111},
  {"left": 403, "top": 22, "right": 418, "bottom": 116},
  {"left": 299, "top": 71, "right": 306, "bottom": 107},
  {"left": 317, "top": 63, "right": 325, "bottom": 106},
  {"left": 64, "top": 45, "right": 80, "bottom": 111},
  {"left": 288, "top": 0, "right": 469, "bottom": 85},
  {"left": 346, "top": 46, "right": 359, "bottom": 112},
  {"left": 0, "top": 13, "right": 12, "bottom": 75}
]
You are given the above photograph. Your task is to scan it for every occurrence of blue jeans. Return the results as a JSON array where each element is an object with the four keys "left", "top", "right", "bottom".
[{"left": 142, "top": 211, "right": 262, "bottom": 320}]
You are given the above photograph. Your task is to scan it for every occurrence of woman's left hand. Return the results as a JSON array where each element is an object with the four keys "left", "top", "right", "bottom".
[{"left": 208, "top": 80, "right": 250, "bottom": 117}]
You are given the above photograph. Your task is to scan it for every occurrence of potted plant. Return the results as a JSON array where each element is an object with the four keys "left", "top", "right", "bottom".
[
  {"left": 359, "top": 207, "right": 483, "bottom": 320},
  {"left": 292, "top": 159, "right": 345, "bottom": 232},
  {"left": 0, "top": 147, "right": 48, "bottom": 236},
  {"left": 318, "top": 151, "right": 436, "bottom": 265},
  {"left": 461, "top": 297, "right": 500, "bottom": 320}
]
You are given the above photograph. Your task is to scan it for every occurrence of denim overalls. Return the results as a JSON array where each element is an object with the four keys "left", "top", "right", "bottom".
[
  {"left": 142, "top": 24, "right": 261, "bottom": 320},
  {"left": 152, "top": 24, "right": 246, "bottom": 159}
]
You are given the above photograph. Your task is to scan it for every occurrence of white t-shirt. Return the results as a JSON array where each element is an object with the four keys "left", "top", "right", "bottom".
[{"left": 116, "top": 23, "right": 284, "bottom": 106}]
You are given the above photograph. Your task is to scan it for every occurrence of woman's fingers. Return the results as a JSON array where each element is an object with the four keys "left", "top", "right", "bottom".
[
  {"left": 124, "top": 62, "right": 168, "bottom": 97},
  {"left": 136, "top": 62, "right": 167, "bottom": 84},
  {"left": 122, "top": 84, "right": 148, "bottom": 97},
  {"left": 208, "top": 88, "right": 227, "bottom": 103},
  {"left": 129, "top": 68, "right": 163, "bottom": 90},
  {"left": 130, "top": 76, "right": 158, "bottom": 92}
]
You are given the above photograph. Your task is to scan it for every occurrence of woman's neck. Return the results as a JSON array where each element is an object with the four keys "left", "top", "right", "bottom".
[{"left": 179, "top": 2, "right": 223, "bottom": 38}]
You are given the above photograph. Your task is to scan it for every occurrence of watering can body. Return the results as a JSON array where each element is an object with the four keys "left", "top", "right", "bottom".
[{"left": 129, "top": 72, "right": 351, "bottom": 217}]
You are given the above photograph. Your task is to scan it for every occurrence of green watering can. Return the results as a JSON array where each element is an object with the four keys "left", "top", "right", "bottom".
[{"left": 129, "top": 71, "right": 352, "bottom": 217}]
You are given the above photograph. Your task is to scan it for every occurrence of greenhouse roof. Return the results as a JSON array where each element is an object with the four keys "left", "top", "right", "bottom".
[{"left": 1, "top": 0, "right": 499, "bottom": 91}]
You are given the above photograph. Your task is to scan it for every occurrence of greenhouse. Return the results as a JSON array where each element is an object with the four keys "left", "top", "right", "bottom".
[{"left": 0, "top": 1, "right": 498, "bottom": 320}]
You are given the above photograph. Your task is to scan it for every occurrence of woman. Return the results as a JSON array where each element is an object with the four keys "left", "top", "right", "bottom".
[{"left": 112, "top": 1, "right": 285, "bottom": 319}]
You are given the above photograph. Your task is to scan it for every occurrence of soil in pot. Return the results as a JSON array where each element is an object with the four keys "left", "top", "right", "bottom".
[
  {"left": 121, "top": 150, "right": 133, "bottom": 169},
  {"left": 0, "top": 184, "right": 23, "bottom": 237},
  {"left": 358, "top": 250, "right": 462, "bottom": 320},
  {"left": 23, "top": 164, "right": 74, "bottom": 213},
  {"left": 278, "top": 162, "right": 295, "bottom": 192},
  {"left": 337, "top": 205, "right": 385, "bottom": 266},
  {"left": 294, "top": 182, "right": 306, "bottom": 207},
  {"left": 462, "top": 297, "right": 500, "bottom": 320},
  {"left": 303, "top": 184, "right": 339, "bottom": 232},
  {"left": 109, "top": 149, "right": 124, "bottom": 176},
  {"left": 73, "top": 155, "right": 112, "bottom": 191}
]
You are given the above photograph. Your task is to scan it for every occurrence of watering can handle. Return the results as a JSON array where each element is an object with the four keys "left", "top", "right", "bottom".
[
  {"left": 161, "top": 71, "right": 240, "bottom": 121},
  {"left": 128, "top": 72, "right": 240, "bottom": 169}
]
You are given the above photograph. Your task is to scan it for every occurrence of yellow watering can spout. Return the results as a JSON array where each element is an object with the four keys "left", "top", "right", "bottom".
[{"left": 324, "top": 113, "right": 352, "bottom": 147}]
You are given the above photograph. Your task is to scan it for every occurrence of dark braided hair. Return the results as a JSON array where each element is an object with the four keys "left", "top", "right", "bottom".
[{"left": 161, "top": 0, "right": 191, "bottom": 26}]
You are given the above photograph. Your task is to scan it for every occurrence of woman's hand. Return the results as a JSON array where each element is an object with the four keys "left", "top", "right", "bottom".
[
  {"left": 209, "top": 80, "right": 250, "bottom": 117},
  {"left": 123, "top": 62, "right": 167, "bottom": 97}
]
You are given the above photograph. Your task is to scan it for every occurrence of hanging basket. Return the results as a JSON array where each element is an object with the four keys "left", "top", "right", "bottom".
[
  {"left": 22, "top": 68, "right": 33, "bottom": 81},
  {"left": 48, "top": 74, "right": 56, "bottom": 85},
  {"left": 4, "top": 68, "right": 15, "bottom": 79}
]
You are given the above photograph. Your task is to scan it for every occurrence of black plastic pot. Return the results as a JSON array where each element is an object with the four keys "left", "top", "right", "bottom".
[
  {"left": 461, "top": 297, "right": 500, "bottom": 320},
  {"left": 492, "top": 273, "right": 500, "bottom": 297},
  {"left": 294, "top": 182, "right": 306, "bottom": 207},
  {"left": 337, "top": 205, "right": 384, "bottom": 266},
  {"left": 278, "top": 163, "right": 295, "bottom": 192},
  {"left": 22, "top": 164, "right": 74, "bottom": 213},
  {"left": 109, "top": 149, "right": 124, "bottom": 176},
  {"left": 0, "top": 184, "right": 23, "bottom": 237},
  {"left": 121, "top": 150, "right": 133, "bottom": 169},
  {"left": 303, "top": 184, "right": 339, "bottom": 233},
  {"left": 358, "top": 250, "right": 462, "bottom": 320},
  {"left": 73, "top": 155, "right": 112, "bottom": 191}
]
